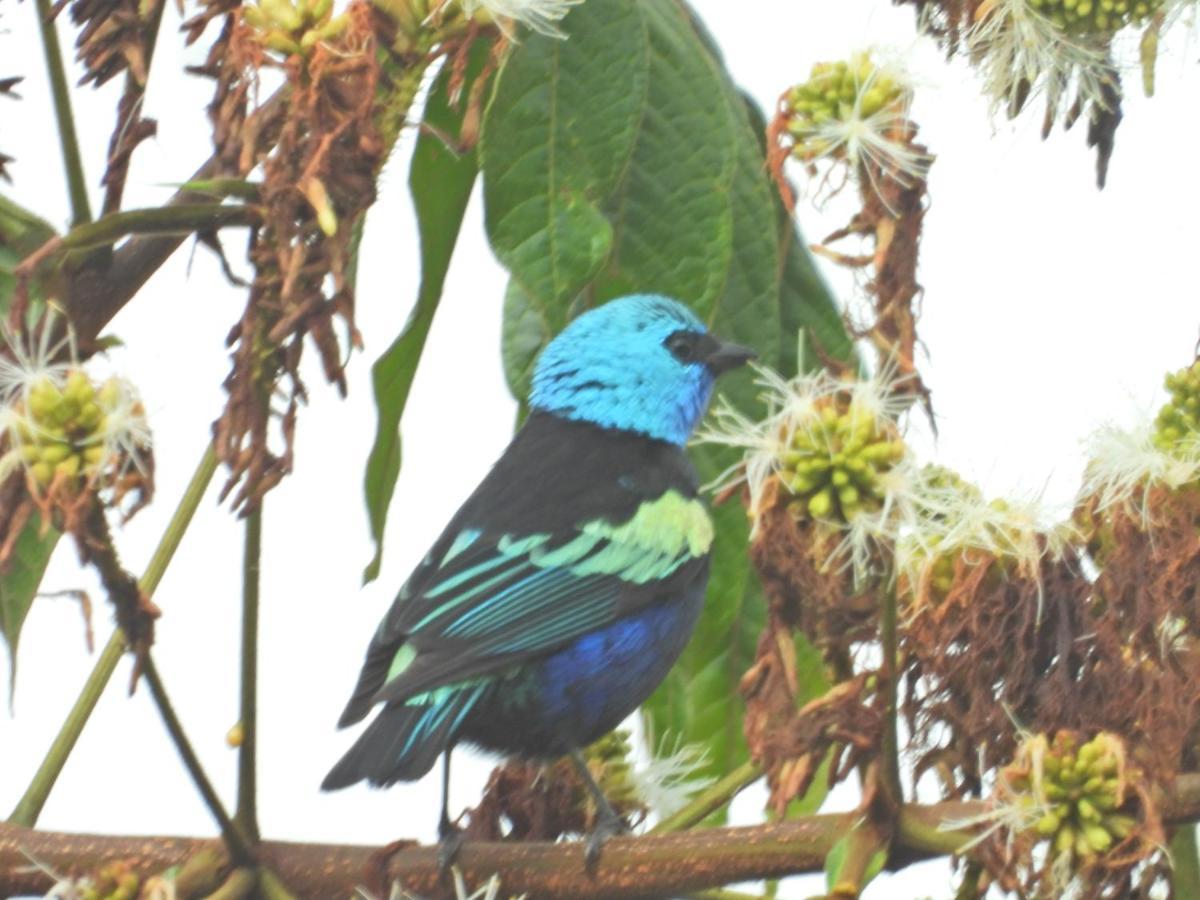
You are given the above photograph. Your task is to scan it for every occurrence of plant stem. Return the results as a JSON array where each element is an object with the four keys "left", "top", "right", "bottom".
[
  {"left": 651, "top": 760, "right": 762, "bottom": 834},
  {"left": 7, "top": 446, "right": 219, "bottom": 827},
  {"left": 1170, "top": 825, "right": 1200, "bottom": 899},
  {"left": 62, "top": 205, "right": 260, "bottom": 252},
  {"left": 236, "top": 505, "right": 262, "bottom": 842},
  {"left": 33, "top": 0, "right": 91, "bottom": 227},
  {"left": 142, "top": 656, "right": 254, "bottom": 864},
  {"left": 879, "top": 584, "right": 903, "bottom": 808}
]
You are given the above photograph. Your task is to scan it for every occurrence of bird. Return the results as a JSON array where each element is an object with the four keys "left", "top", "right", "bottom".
[{"left": 322, "top": 293, "right": 754, "bottom": 868}]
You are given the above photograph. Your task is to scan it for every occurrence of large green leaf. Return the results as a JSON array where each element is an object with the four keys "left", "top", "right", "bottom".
[
  {"left": 481, "top": 0, "right": 853, "bottom": 796},
  {"left": 0, "top": 193, "right": 61, "bottom": 700},
  {"left": 0, "top": 523, "right": 60, "bottom": 701},
  {"left": 362, "top": 45, "right": 490, "bottom": 583}
]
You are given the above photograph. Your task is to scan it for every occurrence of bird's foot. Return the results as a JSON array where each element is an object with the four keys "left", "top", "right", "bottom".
[
  {"left": 438, "top": 818, "right": 465, "bottom": 877},
  {"left": 584, "top": 810, "right": 629, "bottom": 874}
]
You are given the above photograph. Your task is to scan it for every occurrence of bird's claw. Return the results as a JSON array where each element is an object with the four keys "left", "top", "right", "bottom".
[
  {"left": 437, "top": 820, "right": 465, "bottom": 877},
  {"left": 584, "top": 811, "right": 629, "bottom": 873}
]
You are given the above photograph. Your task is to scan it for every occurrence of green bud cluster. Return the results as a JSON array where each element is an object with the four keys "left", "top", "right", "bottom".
[
  {"left": 78, "top": 862, "right": 139, "bottom": 900},
  {"left": 583, "top": 729, "right": 640, "bottom": 813},
  {"left": 1153, "top": 359, "right": 1200, "bottom": 451},
  {"left": 242, "top": 0, "right": 348, "bottom": 56},
  {"left": 1026, "top": 0, "right": 1163, "bottom": 35},
  {"left": 780, "top": 398, "right": 905, "bottom": 523},
  {"left": 10, "top": 371, "right": 124, "bottom": 490},
  {"left": 785, "top": 53, "right": 907, "bottom": 162},
  {"left": 1011, "top": 732, "right": 1135, "bottom": 861}
]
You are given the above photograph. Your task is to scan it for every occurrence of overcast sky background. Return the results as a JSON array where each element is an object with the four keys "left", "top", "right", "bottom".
[{"left": 2, "top": 1, "right": 1200, "bottom": 897}]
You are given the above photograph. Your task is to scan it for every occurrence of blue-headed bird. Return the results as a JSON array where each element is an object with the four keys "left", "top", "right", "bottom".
[{"left": 322, "top": 294, "right": 753, "bottom": 866}]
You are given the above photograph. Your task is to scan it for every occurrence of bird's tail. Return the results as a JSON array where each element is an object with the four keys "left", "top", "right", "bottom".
[{"left": 321, "top": 683, "right": 488, "bottom": 790}]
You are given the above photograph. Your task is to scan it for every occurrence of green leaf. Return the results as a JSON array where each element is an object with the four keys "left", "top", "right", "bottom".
[
  {"left": 0, "top": 193, "right": 61, "bottom": 699},
  {"left": 362, "top": 44, "right": 490, "bottom": 584},
  {"left": 0, "top": 192, "right": 57, "bottom": 316},
  {"left": 482, "top": 0, "right": 646, "bottom": 348},
  {"left": 482, "top": 0, "right": 853, "bottom": 798},
  {"left": 1, "top": 521, "right": 60, "bottom": 702}
]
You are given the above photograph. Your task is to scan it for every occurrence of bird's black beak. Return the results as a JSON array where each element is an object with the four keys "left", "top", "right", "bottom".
[{"left": 704, "top": 338, "right": 756, "bottom": 375}]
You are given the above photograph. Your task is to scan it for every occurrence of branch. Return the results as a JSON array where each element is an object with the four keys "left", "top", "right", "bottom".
[
  {"left": 142, "top": 657, "right": 255, "bottom": 866},
  {"left": 59, "top": 90, "right": 289, "bottom": 345},
  {"left": 33, "top": 0, "right": 92, "bottom": 227},
  {"left": 236, "top": 506, "right": 262, "bottom": 842},
  {"left": 4, "top": 777, "right": 1200, "bottom": 898},
  {"left": 61, "top": 205, "right": 261, "bottom": 252},
  {"left": 7, "top": 447, "right": 219, "bottom": 827}
]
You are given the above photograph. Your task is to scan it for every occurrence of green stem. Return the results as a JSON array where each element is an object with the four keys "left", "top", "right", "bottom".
[
  {"left": 33, "top": 0, "right": 92, "bottom": 227},
  {"left": 1171, "top": 825, "right": 1200, "bottom": 898},
  {"left": 236, "top": 506, "right": 262, "bottom": 843},
  {"left": 143, "top": 656, "right": 254, "bottom": 864},
  {"left": 7, "top": 446, "right": 219, "bottom": 827},
  {"left": 62, "top": 205, "right": 259, "bottom": 252},
  {"left": 879, "top": 584, "right": 903, "bottom": 808},
  {"left": 651, "top": 760, "right": 763, "bottom": 835}
]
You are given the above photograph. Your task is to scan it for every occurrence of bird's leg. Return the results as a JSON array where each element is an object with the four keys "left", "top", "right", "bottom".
[
  {"left": 437, "top": 750, "right": 465, "bottom": 876},
  {"left": 569, "top": 749, "right": 628, "bottom": 872}
]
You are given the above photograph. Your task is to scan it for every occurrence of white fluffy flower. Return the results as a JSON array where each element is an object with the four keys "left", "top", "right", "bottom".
[
  {"left": 1079, "top": 420, "right": 1200, "bottom": 524},
  {"left": 458, "top": 0, "right": 584, "bottom": 38},
  {"left": 632, "top": 734, "right": 714, "bottom": 819},
  {"left": 966, "top": 0, "right": 1117, "bottom": 116}
]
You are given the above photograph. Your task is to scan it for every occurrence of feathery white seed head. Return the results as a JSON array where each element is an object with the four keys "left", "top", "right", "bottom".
[
  {"left": 632, "top": 734, "right": 715, "bottom": 819},
  {"left": 966, "top": 0, "right": 1117, "bottom": 116},
  {"left": 1080, "top": 421, "right": 1200, "bottom": 523},
  {"left": 457, "top": 0, "right": 583, "bottom": 38}
]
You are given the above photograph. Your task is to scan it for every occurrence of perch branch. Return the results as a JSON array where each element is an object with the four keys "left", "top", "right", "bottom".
[{"left": 5, "top": 776, "right": 1200, "bottom": 898}]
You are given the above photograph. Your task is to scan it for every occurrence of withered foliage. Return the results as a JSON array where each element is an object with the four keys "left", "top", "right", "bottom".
[
  {"left": 741, "top": 479, "right": 886, "bottom": 813},
  {"left": 768, "top": 89, "right": 933, "bottom": 407},
  {"left": 901, "top": 552, "right": 1090, "bottom": 794},
  {"left": 68, "top": 0, "right": 163, "bottom": 88},
  {"left": 461, "top": 755, "right": 647, "bottom": 843},
  {"left": 0, "top": 75, "right": 21, "bottom": 183},
  {"left": 190, "top": 1, "right": 392, "bottom": 510},
  {"left": 816, "top": 144, "right": 932, "bottom": 408},
  {"left": 462, "top": 760, "right": 592, "bottom": 843},
  {"left": 748, "top": 479, "right": 878, "bottom": 649},
  {"left": 739, "top": 458, "right": 1200, "bottom": 893},
  {"left": 892, "top": 0, "right": 1124, "bottom": 186}
]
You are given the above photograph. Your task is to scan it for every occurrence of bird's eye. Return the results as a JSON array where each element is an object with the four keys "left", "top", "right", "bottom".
[{"left": 665, "top": 331, "right": 699, "bottom": 363}]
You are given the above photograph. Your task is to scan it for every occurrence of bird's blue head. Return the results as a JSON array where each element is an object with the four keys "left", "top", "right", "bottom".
[{"left": 529, "top": 294, "right": 755, "bottom": 446}]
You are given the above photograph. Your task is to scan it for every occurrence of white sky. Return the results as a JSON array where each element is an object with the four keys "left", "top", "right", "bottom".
[{"left": 2, "top": 1, "right": 1199, "bottom": 897}]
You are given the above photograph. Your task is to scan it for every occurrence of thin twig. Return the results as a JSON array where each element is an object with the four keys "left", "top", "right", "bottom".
[
  {"left": 62, "top": 205, "right": 261, "bottom": 252},
  {"left": 142, "top": 656, "right": 255, "bottom": 865},
  {"left": 879, "top": 584, "right": 903, "bottom": 807},
  {"left": 236, "top": 505, "right": 262, "bottom": 842},
  {"left": 101, "top": 0, "right": 167, "bottom": 215},
  {"left": 7, "top": 446, "right": 219, "bottom": 827},
  {"left": 650, "top": 760, "right": 762, "bottom": 834},
  {"left": 33, "top": 0, "right": 92, "bottom": 226}
]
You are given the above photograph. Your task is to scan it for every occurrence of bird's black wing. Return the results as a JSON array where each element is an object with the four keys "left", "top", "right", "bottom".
[{"left": 336, "top": 414, "right": 707, "bottom": 726}]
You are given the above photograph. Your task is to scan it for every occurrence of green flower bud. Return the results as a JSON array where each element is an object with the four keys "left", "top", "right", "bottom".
[
  {"left": 1029, "top": 0, "right": 1161, "bottom": 33},
  {"left": 784, "top": 52, "right": 909, "bottom": 163},
  {"left": 777, "top": 392, "right": 906, "bottom": 524}
]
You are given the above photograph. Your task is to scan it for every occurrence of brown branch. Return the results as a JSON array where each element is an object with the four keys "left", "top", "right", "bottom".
[
  {"left": 3, "top": 777, "right": 1200, "bottom": 898},
  {"left": 53, "top": 89, "right": 289, "bottom": 346}
]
